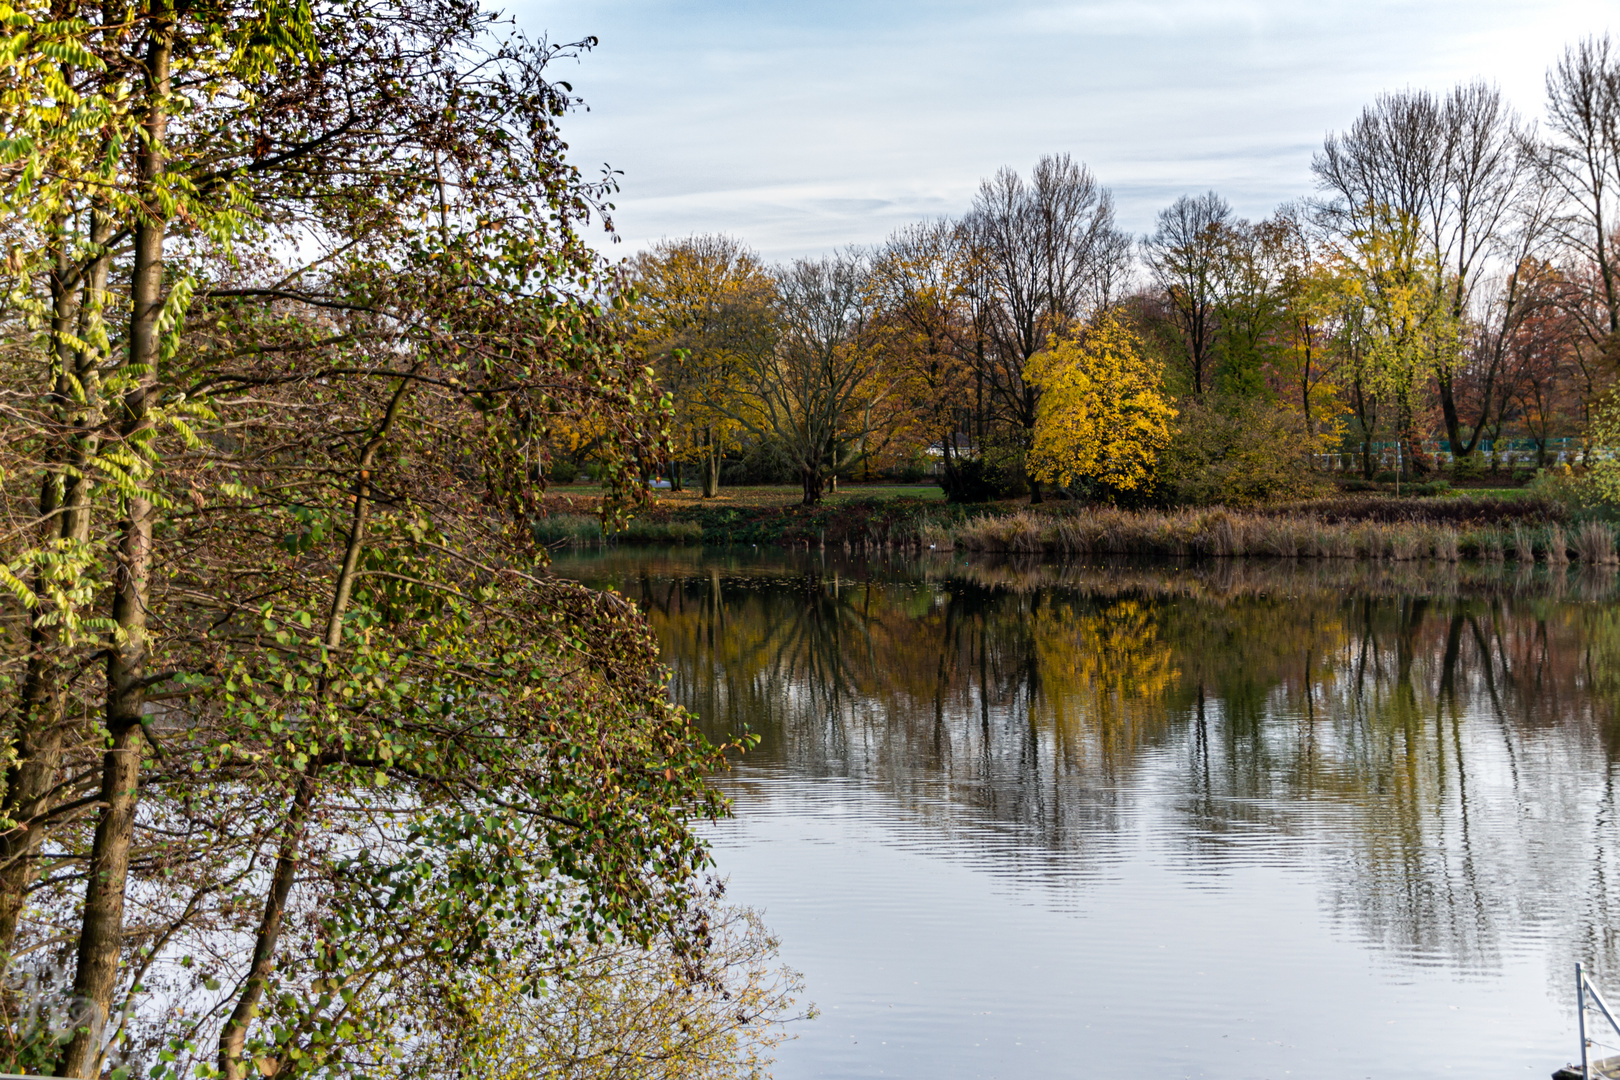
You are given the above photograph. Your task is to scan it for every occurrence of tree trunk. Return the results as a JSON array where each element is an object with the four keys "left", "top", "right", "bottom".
[
  {"left": 1020, "top": 390, "right": 1042, "bottom": 503},
  {"left": 58, "top": 11, "right": 173, "bottom": 1076},
  {"left": 700, "top": 428, "right": 720, "bottom": 498},
  {"left": 940, "top": 430, "right": 958, "bottom": 494},
  {"left": 217, "top": 773, "right": 315, "bottom": 1080},
  {"left": 701, "top": 450, "right": 720, "bottom": 497},
  {"left": 801, "top": 465, "right": 822, "bottom": 505}
]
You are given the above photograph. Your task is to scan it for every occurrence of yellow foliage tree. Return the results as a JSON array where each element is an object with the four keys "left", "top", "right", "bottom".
[
  {"left": 1327, "top": 208, "right": 1462, "bottom": 478},
  {"left": 627, "top": 236, "right": 775, "bottom": 496},
  {"left": 865, "top": 221, "right": 980, "bottom": 480},
  {"left": 1027, "top": 312, "right": 1177, "bottom": 494}
]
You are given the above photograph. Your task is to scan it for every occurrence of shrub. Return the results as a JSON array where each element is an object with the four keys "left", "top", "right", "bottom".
[
  {"left": 1272, "top": 495, "right": 1562, "bottom": 526},
  {"left": 533, "top": 513, "right": 601, "bottom": 547},
  {"left": 1451, "top": 452, "right": 1485, "bottom": 482},
  {"left": 1153, "top": 395, "right": 1332, "bottom": 507},
  {"left": 722, "top": 438, "right": 798, "bottom": 485},
  {"left": 548, "top": 456, "right": 581, "bottom": 483},
  {"left": 941, "top": 457, "right": 1021, "bottom": 503},
  {"left": 619, "top": 519, "right": 703, "bottom": 544},
  {"left": 897, "top": 461, "right": 929, "bottom": 484},
  {"left": 1527, "top": 464, "right": 1593, "bottom": 511}
]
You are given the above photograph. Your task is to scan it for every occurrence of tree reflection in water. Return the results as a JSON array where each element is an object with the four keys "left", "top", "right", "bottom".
[{"left": 562, "top": 549, "right": 1620, "bottom": 997}]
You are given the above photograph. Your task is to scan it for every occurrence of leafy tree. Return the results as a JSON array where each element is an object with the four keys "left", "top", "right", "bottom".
[
  {"left": 628, "top": 236, "right": 775, "bottom": 497},
  {"left": 868, "top": 220, "right": 980, "bottom": 487},
  {"left": 1327, "top": 209, "right": 1463, "bottom": 479},
  {"left": 0, "top": 6, "right": 738, "bottom": 1079},
  {"left": 1026, "top": 311, "right": 1176, "bottom": 495},
  {"left": 1209, "top": 214, "right": 1290, "bottom": 399},
  {"left": 1267, "top": 204, "right": 1346, "bottom": 445},
  {"left": 1314, "top": 81, "right": 1531, "bottom": 459}
]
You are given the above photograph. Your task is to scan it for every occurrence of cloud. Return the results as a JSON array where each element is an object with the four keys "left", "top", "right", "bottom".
[{"left": 518, "top": 0, "right": 1615, "bottom": 261}]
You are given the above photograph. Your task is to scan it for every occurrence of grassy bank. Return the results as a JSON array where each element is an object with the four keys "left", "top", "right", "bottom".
[
  {"left": 929, "top": 507, "right": 1614, "bottom": 564},
  {"left": 536, "top": 489, "right": 967, "bottom": 548},
  {"left": 534, "top": 486, "right": 1605, "bottom": 563}
]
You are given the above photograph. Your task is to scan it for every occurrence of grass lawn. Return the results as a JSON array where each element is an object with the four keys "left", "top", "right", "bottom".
[{"left": 826, "top": 483, "right": 946, "bottom": 502}]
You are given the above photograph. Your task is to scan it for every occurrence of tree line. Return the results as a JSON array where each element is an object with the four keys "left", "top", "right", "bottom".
[{"left": 621, "top": 36, "right": 1620, "bottom": 506}]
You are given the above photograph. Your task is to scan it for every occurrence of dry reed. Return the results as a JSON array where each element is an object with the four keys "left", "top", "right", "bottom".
[
  {"left": 1572, "top": 521, "right": 1619, "bottom": 566},
  {"left": 1434, "top": 529, "right": 1460, "bottom": 562},
  {"left": 934, "top": 506, "right": 1617, "bottom": 565},
  {"left": 1513, "top": 525, "right": 1535, "bottom": 562},
  {"left": 1546, "top": 524, "right": 1570, "bottom": 565}
]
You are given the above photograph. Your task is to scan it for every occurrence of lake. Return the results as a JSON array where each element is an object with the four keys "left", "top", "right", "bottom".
[{"left": 557, "top": 548, "right": 1620, "bottom": 1080}]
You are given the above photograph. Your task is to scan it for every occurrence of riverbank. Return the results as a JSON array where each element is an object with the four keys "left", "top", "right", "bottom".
[
  {"left": 930, "top": 504, "right": 1611, "bottom": 564},
  {"left": 536, "top": 489, "right": 1608, "bottom": 563}
]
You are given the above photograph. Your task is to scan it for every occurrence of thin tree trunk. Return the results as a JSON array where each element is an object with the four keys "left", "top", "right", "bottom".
[
  {"left": 58, "top": 11, "right": 173, "bottom": 1075},
  {"left": 217, "top": 373, "right": 414, "bottom": 1080},
  {"left": 940, "top": 429, "right": 958, "bottom": 493},
  {"left": 216, "top": 774, "right": 314, "bottom": 1080},
  {"left": 0, "top": 213, "right": 77, "bottom": 954}
]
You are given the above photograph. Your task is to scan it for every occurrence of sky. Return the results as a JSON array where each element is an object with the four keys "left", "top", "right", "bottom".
[{"left": 509, "top": 0, "right": 1616, "bottom": 262}]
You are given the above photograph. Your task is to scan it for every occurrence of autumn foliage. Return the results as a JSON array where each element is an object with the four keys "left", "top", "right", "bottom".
[{"left": 1028, "top": 313, "right": 1176, "bottom": 495}]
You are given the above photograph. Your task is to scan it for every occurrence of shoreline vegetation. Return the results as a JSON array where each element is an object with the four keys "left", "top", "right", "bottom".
[
  {"left": 562, "top": 543, "right": 1620, "bottom": 606},
  {"left": 535, "top": 487, "right": 1619, "bottom": 565}
]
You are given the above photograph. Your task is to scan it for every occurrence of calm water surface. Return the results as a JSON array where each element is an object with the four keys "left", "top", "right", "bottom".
[{"left": 557, "top": 549, "right": 1620, "bottom": 1080}]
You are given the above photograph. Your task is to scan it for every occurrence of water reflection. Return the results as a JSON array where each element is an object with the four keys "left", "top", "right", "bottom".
[{"left": 563, "top": 550, "right": 1620, "bottom": 1039}]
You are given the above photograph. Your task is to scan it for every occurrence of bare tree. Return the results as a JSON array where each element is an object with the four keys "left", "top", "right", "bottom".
[
  {"left": 1534, "top": 34, "right": 1620, "bottom": 357},
  {"left": 964, "top": 153, "right": 1129, "bottom": 501},
  {"left": 1453, "top": 165, "right": 1563, "bottom": 461},
  {"left": 736, "top": 253, "right": 885, "bottom": 504},
  {"left": 1142, "top": 192, "right": 1232, "bottom": 397},
  {"left": 1315, "top": 82, "right": 1530, "bottom": 458}
]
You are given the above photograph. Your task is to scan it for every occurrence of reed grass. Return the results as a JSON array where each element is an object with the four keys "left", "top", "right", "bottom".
[
  {"left": 1513, "top": 525, "right": 1535, "bottom": 563},
  {"left": 936, "top": 507, "right": 1620, "bottom": 565},
  {"left": 1546, "top": 524, "right": 1570, "bottom": 565},
  {"left": 1572, "top": 520, "right": 1619, "bottom": 565}
]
